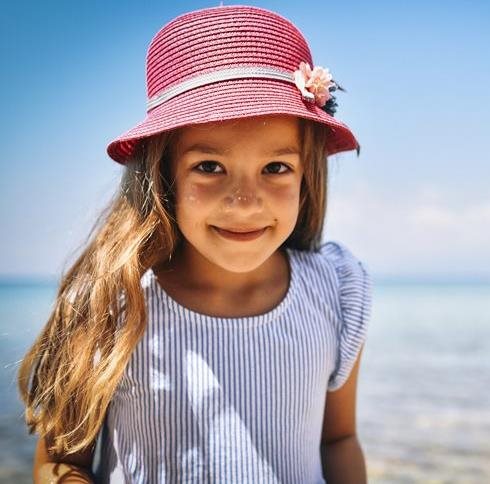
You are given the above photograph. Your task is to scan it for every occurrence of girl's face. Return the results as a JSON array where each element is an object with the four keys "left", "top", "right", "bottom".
[{"left": 169, "top": 115, "right": 304, "bottom": 274}]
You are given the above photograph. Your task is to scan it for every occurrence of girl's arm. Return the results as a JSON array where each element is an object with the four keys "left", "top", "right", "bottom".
[
  {"left": 320, "top": 435, "right": 366, "bottom": 484},
  {"left": 320, "top": 345, "right": 367, "bottom": 484},
  {"left": 33, "top": 436, "right": 95, "bottom": 484}
]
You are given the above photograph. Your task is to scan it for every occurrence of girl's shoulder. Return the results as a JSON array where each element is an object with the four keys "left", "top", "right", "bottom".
[
  {"left": 290, "top": 240, "right": 373, "bottom": 390},
  {"left": 291, "top": 239, "right": 372, "bottom": 296},
  {"left": 305, "top": 240, "right": 373, "bottom": 391},
  {"left": 317, "top": 240, "right": 372, "bottom": 321},
  {"left": 318, "top": 240, "right": 371, "bottom": 285}
]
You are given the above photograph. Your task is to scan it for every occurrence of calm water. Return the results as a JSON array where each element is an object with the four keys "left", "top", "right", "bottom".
[{"left": 1, "top": 280, "right": 489, "bottom": 483}]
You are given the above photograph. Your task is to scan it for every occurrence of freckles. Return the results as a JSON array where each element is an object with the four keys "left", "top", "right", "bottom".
[
  {"left": 180, "top": 182, "right": 212, "bottom": 204},
  {"left": 184, "top": 193, "right": 197, "bottom": 203}
]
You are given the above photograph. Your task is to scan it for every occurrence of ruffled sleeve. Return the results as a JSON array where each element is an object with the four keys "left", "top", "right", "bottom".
[{"left": 324, "top": 241, "right": 373, "bottom": 392}]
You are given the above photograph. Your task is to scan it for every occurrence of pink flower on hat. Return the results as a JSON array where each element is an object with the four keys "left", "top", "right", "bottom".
[{"left": 294, "top": 61, "right": 335, "bottom": 107}]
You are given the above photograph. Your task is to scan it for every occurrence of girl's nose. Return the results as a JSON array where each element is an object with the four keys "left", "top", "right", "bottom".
[{"left": 223, "top": 186, "right": 263, "bottom": 210}]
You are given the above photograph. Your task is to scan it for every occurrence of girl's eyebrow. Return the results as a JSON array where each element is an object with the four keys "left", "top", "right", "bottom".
[{"left": 181, "top": 142, "right": 300, "bottom": 156}]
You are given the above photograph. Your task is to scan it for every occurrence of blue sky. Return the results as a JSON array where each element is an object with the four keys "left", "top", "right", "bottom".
[{"left": 1, "top": 0, "right": 489, "bottom": 280}]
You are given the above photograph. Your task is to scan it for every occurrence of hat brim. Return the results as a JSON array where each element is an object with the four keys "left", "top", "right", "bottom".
[{"left": 107, "top": 78, "right": 359, "bottom": 164}]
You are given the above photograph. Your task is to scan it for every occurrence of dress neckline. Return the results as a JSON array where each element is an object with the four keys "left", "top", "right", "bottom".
[{"left": 146, "top": 247, "right": 297, "bottom": 329}]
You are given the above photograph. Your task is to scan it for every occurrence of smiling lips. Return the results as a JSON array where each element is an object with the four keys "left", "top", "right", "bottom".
[{"left": 212, "top": 226, "right": 267, "bottom": 241}]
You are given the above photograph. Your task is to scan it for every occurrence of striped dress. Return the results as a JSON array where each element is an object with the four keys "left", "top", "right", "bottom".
[{"left": 92, "top": 240, "right": 373, "bottom": 483}]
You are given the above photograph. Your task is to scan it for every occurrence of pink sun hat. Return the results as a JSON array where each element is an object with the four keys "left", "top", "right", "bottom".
[{"left": 106, "top": 5, "right": 360, "bottom": 165}]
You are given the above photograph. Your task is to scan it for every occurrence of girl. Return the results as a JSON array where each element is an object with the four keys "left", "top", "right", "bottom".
[{"left": 19, "top": 5, "right": 372, "bottom": 484}]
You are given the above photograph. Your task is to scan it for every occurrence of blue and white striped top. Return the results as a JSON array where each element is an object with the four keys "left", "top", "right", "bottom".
[{"left": 92, "top": 240, "right": 373, "bottom": 483}]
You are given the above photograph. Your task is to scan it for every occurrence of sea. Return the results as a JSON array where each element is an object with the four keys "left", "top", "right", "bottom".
[{"left": 0, "top": 278, "right": 489, "bottom": 483}]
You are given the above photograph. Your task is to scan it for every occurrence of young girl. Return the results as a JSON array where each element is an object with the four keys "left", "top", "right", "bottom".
[{"left": 19, "top": 5, "right": 372, "bottom": 484}]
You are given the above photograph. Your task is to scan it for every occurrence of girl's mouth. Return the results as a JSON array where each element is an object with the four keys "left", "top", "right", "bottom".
[{"left": 212, "top": 226, "right": 267, "bottom": 241}]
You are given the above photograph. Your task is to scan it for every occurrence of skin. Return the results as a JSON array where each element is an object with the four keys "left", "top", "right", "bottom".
[{"left": 158, "top": 114, "right": 304, "bottom": 305}]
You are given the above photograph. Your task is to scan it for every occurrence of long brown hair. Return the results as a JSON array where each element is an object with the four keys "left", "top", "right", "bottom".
[{"left": 17, "top": 117, "right": 331, "bottom": 456}]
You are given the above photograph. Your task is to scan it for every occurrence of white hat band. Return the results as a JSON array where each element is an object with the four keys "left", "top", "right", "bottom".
[{"left": 147, "top": 66, "right": 296, "bottom": 112}]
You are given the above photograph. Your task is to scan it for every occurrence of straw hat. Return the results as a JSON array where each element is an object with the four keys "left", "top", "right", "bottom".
[{"left": 107, "top": 5, "right": 360, "bottom": 165}]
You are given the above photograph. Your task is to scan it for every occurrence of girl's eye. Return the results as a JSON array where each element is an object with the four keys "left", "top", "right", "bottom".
[
  {"left": 193, "top": 161, "right": 291, "bottom": 175},
  {"left": 194, "top": 161, "right": 223, "bottom": 174},
  {"left": 264, "top": 162, "right": 291, "bottom": 174}
]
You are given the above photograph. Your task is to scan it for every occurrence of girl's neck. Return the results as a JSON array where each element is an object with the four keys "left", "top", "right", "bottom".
[{"left": 154, "top": 242, "right": 288, "bottom": 297}]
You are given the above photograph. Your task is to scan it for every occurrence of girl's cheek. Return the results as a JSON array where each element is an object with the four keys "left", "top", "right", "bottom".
[
  {"left": 263, "top": 179, "right": 301, "bottom": 204},
  {"left": 179, "top": 181, "right": 217, "bottom": 205},
  {"left": 273, "top": 183, "right": 300, "bottom": 202}
]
